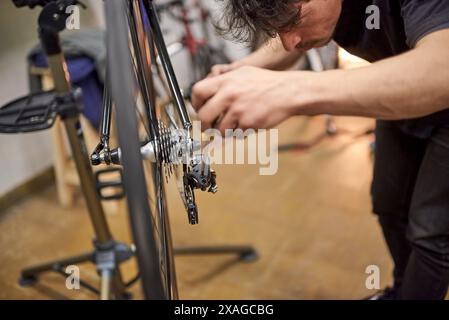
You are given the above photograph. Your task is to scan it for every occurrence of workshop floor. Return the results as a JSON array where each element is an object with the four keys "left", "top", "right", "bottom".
[{"left": 0, "top": 116, "right": 415, "bottom": 300}]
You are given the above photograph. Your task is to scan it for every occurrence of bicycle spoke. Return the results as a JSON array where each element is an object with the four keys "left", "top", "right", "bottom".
[{"left": 163, "top": 104, "right": 180, "bottom": 130}]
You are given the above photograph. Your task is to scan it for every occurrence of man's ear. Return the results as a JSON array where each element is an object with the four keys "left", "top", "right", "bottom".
[{"left": 292, "top": 0, "right": 309, "bottom": 20}]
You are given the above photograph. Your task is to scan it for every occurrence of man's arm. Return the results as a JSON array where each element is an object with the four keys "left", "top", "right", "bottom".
[
  {"left": 210, "top": 37, "right": 303, "bottom": 76},
  {"left": 193, "top": 29, "right": 449, "bottom": 133},
  {"left": 294, "top": 29, "right": 449, "bottom": 119}
]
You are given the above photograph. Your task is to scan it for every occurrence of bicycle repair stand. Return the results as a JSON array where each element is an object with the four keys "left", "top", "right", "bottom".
[
  {"left": 0, "top": 1, "right": 257, "bottom": 300},
  {"left": 0, "top": 2, "right": 134, "bottom": 300}
]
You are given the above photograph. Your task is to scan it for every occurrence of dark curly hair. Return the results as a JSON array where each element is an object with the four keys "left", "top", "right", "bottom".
[{"left": 216, "top": 0, "right": 305, "bottom": 43}]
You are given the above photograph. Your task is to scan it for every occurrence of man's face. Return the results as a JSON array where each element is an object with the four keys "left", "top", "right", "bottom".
[{"left": 278, "top": 0, "right": 342, "bottom": 51}]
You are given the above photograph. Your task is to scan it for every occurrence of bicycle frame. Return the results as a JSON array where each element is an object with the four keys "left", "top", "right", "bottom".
[
  {"left": 144, "top": 0, "right": 192, "bottom": 131},
  {"left": 94, "top": 0, "right": 194, "bottom": 165},
  {"left": 179, "top": 0, "right": 211, "bottom": 56}
]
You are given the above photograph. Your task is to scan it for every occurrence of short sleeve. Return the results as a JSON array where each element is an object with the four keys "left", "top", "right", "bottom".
[{"left": 400, "top": 0, "right": 449, "bottom": 47}]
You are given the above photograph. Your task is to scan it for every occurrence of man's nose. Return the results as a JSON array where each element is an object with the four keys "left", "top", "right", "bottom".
[{"left": 279, "top": 32, "right": 301, "bottom": 52}]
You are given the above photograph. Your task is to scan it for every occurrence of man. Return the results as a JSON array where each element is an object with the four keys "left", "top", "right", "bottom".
[{"left": 192, "top": 0, "right": 449, "bottom": 299}]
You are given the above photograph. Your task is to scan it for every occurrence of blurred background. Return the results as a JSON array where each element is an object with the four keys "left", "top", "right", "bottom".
[{"left": 0, "top": 0, "right": 398, "bottom": 300}]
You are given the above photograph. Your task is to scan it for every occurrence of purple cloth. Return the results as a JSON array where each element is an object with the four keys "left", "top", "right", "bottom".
[{"left": 31, "top": 53, "right": 103, "bottom": 130}]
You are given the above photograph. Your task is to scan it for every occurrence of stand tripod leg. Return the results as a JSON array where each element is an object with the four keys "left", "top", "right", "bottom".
[
  {"left": 174, "top": 245, "right": 258, "bottom": 262},
  {"left": 19, "top": 251, "right": 94, "bottom": 286},
  {"left": 100, "top": 269, "right": 112, "bottom": 300}
]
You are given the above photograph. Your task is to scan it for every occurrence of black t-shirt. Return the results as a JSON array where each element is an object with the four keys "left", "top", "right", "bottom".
[{"left": 333, "top": 0, "right": 449, "bottom": 138}]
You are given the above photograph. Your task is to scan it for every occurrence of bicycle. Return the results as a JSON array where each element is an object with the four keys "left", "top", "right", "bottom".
[
  {"left": 154, "top": 0, "right": 231, "bottom": 85},
  {"left": 1, "top": 0, "right": 256, "bottom": 300}
]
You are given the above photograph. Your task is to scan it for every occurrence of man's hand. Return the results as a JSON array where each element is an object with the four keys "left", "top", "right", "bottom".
[{"left": 192, "top": 66, "right": 300, "bottom": 134}]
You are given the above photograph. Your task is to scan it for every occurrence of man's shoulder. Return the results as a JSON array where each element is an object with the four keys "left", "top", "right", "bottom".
[
  {"left": 337, "top": 0, "right": 449, "bottom": 49},
  {"left": 333, "top": 0, "right": 408, "bottom": 62}
]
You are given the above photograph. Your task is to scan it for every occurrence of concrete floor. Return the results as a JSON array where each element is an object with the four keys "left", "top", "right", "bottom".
[{"left": 0, "top": 116, "right": 403, "bottom": 300}]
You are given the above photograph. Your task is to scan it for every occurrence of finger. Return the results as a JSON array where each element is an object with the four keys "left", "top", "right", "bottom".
[
  {"left": 191, "top": 76, "right": 223, "bottom": 111},
  {"left": 207, "top": 68, "right": 224, "bottom": 79},
  {"left": 209, "top": 64, "right": 234, "bottom": 78},
  {"left": 217, "top": 110, "right": 239, "bottom": 136},
  {"left": 208, "top": 65, "right": 224, "bottom": 78},
  {"left": 197, "top": 89, "right": 233, "bottom": 130},
  {"left": 211, "top": 113, "right": 225, "bottom": 129}
]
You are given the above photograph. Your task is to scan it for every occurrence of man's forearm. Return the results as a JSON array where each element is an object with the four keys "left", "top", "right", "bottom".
[
  {"left": 292, "top": 30, "right": 449, "bottom": 120},
  {"left": 238, "top": 37, "right": 304, "bottom": 70}
]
